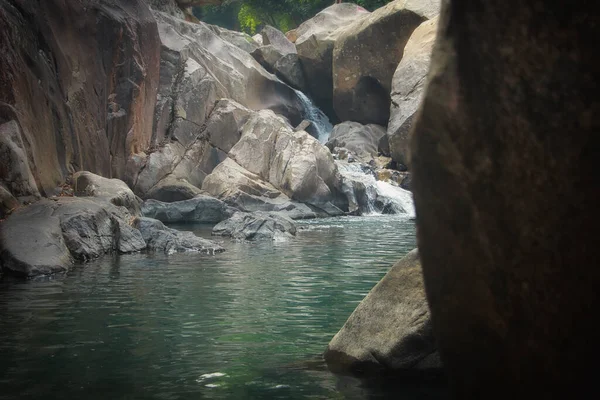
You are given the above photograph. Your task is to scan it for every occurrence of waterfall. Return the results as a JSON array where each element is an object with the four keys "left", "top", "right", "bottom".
[
  {"left": 337, "top": 161, "right": 415, "bottom": 217},
  {"left": 295, "top": 90, "right": 333, "bottom": 143}
]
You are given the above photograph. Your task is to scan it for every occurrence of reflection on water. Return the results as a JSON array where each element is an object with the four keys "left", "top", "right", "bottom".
[{"left": 0, "top": 216, "right": 446, "bottom": 399}]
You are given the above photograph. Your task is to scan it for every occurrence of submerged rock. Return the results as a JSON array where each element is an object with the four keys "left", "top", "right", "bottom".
[
  {"left": 212, "top": 212, "right": 296, "bottom": 241},
  {"left": 388, "top": 17, "right": 438, "bottom": 166},
  {"left": 142, "top": 196, "right": 236, "bottom": 223},
  {"left": 332, "top": 0, "right": 440, "bottom": 125},
  {"left": 133, "top": 217, "right": 224, "bottom": 254},
  {"left": 325, "top": 249, "right": 440, "bottom": 376}
]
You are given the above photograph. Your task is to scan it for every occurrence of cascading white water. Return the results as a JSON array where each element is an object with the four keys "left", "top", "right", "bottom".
[
  {"left": 337, "top": 161, "right": 415, "bottom": 217},
  {"left": 294, "top": 90, "right": 333, "bottom": 143}
]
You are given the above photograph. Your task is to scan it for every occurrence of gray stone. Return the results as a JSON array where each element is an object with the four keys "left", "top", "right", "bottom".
[
  {"left": 206, "top": 99, "right": 253, "bottom": 153},
  {"left": 388, "top": 17, "right": 438, "bottom": 166},
  {"left": 332, "top": 0, "right": 440, "bottom": 125},
  {"left": 208, "top": 25, "right": 260, "bottom": 53},
  {"left": 0, "top": 120, "right": 41, "bottom": 200},
  {"left": 144, "top": 176, "right": 204, "bottom": 202},
  {"left": 142, "top": 195, "right": 236, "bottom": 223},
  {"left": 0, "top": 184, "right": 19, "bottom": 219},
  {"left": 74, "top": 171, "right": 142, "bottom": 216},
  {"left": 0, "top": 201, "right": 72, "bottom": 277},
  {"left": 212, "top": 211, "right": 296, "bottom": 241},
  {"left": 326, "top": 122, "right": 387, "bottom": 162},
  {"left": 274, "top": 53, "right": 306, "bottom": 91},
  {"left": 260, "top": 25, "right": 296, "bottom": 56},
  {"left": 133, "top": 217, "right": 224, "bottom": 254},
  {"left": 251, "top": 45, "right": 285, "bottom": 72},
  {"left": 296, "top": 4, "right": 371, "bottom": 114},
  {"left": 324, "top": 249, "right": 440, "bottom": 374}
]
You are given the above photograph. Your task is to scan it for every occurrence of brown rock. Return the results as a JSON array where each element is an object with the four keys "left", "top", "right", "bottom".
[{"left": 411, "top": 0, "right": 600, "bottom": 396}]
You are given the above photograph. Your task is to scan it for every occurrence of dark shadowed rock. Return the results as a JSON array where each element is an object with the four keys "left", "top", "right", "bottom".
[
  {"left": 295, "top": 4, "right": 371, "bottom": 116},
  {"left": 388, "top": 17, "right": 438, "bottom": 166},
  {"left": 411, "top": 0, "right": 600, "bottom": 396},
  {"left": 0, "top": 0, "right": 160, "bottom": 195},
  {"left": 0, "top": 121, "right": 41, "bottom": 201},
  {"left": 332, "top": 0, "right": 439, "bottom": 125},
  {"left": 260, "top": 25, "right": 296, "bottom": 56},
  {"left": 251, "top": 45, "right": 285, "bottom": 72},
  {"left": 0, "top": 202, "right": 72, "bottom": 277},
  {"left": 144, "top": 176, "right": 204, "bottom": 202},
  {"left": 0, "top": 184, "right": 19, "bottom": 218},
  {"left": 133, "top": 217, "right": 224, "bottom": 254},
  {"left": 325, "top": 249, "right": 440, "bottom": 376},
  {"left": 142, "top": 196, "right": 236, "bottom": 223},
  {"left": 147, "top": 0, "right": 185, "bottom": 18},
  {"left": 326, "top": 122, "right": 387, "bottom": 162},
  {"left": 212, "top": 211, "right": 296, "bottom": 241}
]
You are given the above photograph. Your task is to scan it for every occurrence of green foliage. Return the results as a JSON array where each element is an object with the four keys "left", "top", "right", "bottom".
[{"left": 194, "top": 1, "right": 395, "bottom": 34}]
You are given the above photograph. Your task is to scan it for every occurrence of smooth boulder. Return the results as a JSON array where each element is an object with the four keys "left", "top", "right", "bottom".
[
  {"left": 388, "top": 17, "right": 438, "bottom": 166},
  {"left": 74, "top": 171, "right": 142, "bottom": 216},
  {"left": 411, "top": 0, "right": 600, "bottom": 395},
  {"left": 325, "top": 249, "right": 440, "bottom": 375},
  {"left": 260, "top": 25, "right": 296, "bottom": 56},
  {"left": 332, "top": 0, "right": 440, "bottom": 125},
  {"left": 212, "top": 211, "right": 296, "bottom": 241},
  {"left": 142, "top": 196, "right": 236, "bottom": 223},
  {"left": 326, "top": 122, "right": 387, "bottom": 162}
]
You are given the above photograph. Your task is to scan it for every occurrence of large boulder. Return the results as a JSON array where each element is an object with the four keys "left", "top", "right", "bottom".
[
  {"left": 295, "top": 4, "right": 371, "bottom": 117},
  {"left": 411, "top": 0, "right": 600, "bottom": 396},
  {"left": 326, "top": 122, "right": 387, "bottom": 162},
  {"left": 0, "top": 0, "right": 160, "bottom": 196},
  {"left": 202, "top": 158, "right": 336, "bottom": 219},
  {"left": 332, "top": 0, "right": 440, "bottom": 125},
  {"left": 260, "top": 25, "right": 297, "bottom": 56},
  {"left": 142, "top": 196, "right": 236, "bottom": 223},
  {"left": 229, "top": 110, "right": 346, "bottom": 210},
  {"left": 251, "top": 45, "right": 286, "bottom": 72},
  {"left": 388, "top": 17, "right": 438, "bottom": 166},
  {"left": 73, "top": 171, "right": 142, "bottom": 216},
  {"left": 212, "top": 211, "right": 296, "bottom": 241},
  {"left": 133, "top": 217, "right": 224, "bottom": 254},
  {"left": 144, "top": 176, "right": 204, "bottom": 202},
  {"left": 325, "top": 249, "right": 440, "bottom": 375},
  {"left": 208, "top": 25, "right": 260, "bottom": 53},
  {"left": 274, "top": 54, "right": 306, "bottom": 91}
]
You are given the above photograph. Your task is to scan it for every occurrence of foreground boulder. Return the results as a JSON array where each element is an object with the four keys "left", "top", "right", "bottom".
[
  {"left": 295, "top": 4, "right": 371, "bottom": 117},
  {"left": 74, "top": 171, "right": 142, "bottom": 216},
  {"left": 212, "top": 212, "right": 296, "bottom": 241},
  {"left": 411, "top": 0, "right": 600, "bottom": 396},
  {"left": 326, "top": 122, "right": 387, "bottom": 162},
  {"left": 332, "top": 0, "right": 440, "bottom": 125},
  {"left": 388, "top": 17, "right": 438, "bottom": 166},
  {"left": 325, "top": 249, "right": 440, "bottom": 375},
  {"left": 133, "top": 217, "right": 224, "bottom": 254},
  {"left": 142, "top": 196, "right": 236, "bottom": 223}
]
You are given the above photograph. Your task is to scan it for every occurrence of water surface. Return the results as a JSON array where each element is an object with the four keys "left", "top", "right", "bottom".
[{"left": 0, "top": 215, "right": 444, "bottom": 399}]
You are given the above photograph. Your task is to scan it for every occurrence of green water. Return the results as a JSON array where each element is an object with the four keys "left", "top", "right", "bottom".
[{"left": 0, "top": 215, "right": 445, "bottom": 399}]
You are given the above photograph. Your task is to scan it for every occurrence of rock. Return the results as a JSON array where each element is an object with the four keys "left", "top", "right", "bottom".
[
  {"left": 228, "top": 110, "right": 347, "bottom": 209},
  {"left": 285, "top": 29, "right": 298, "bottom": 43},
  {"left": 324, "top": 249, "right": 440, "bottom": 375},
  {"left": 378, "top": 133, "right": 391, "bottom": 157},
  {"left": 73, "top": 171, "right": 142, "bottom": 216},
  {"left": 0, "top": 0, "right": 160, "bottom": 194},
  {"left": 295, "top": 120, "right": 312, "bottom": 132},
  {"left": 147, "top": 0, "right": 185, "bottom": 18},
  {"left": 144, "top": 176, "right": 204, "bottom": 202},
  {"left": 332, "top": 0, "right": 440, "bottom": 125},
  {"left": 274, "top": 54, "right": 306, "bottom": 91},
  {"left": 388, "top": 17, "right": 438, "bottom": 166},
  {"left": 206, "top": 99, "right": 253, "bottom": 153},
  {"left": 212, "top": 211, "right": 296, "bottom": 241},
  {"left": 201, "top": 158, "right": 337, "bottom": 219},
  {"left": 411, "top": 0, "right": 600, "bottom": 395},
  {"left": 152, "top": 11, "right": 304, "bottom": 125},
  {"left": 296, "top": 3, "right": 371, "bottom": 116},
  {"left": 260, "top": 25, "right": 296, "bottom": 56},
  {"left": 142, "top": 196, "right": 236, "bottom": 223},
  {"left": 209, "top": 25, "right": 260, "bottom": 53},
  {"left": 251, "top": 45, "right": 285, "bottom": 72},
  {"left": 55, "top": 198, "right": 145, "bottom": 261},
  {"left": 252, "top": 34, "right": 263, "bottom": 46},
  {"left": 326, "top": 122, "right": 387, "bottom": 162},
  {"left": 0, "top": 184, "right": 19, "bottom": 218},
  {"left": 0, "top": 202, "right": 72, "bottom": 277},
  {"left": 133, "top": 217, "right": 224, "bottom": 254},
  {"left": 0, "top": 120, "right": 41, "bottom": 202}
]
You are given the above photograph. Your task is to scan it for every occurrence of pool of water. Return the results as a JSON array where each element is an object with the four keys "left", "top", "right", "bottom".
[{"left": 0, "top": 215, "right": 445, "bottom": 399}]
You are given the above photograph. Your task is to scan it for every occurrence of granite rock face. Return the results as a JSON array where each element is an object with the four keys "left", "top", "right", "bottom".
[
  {"left": 411, "top": 0, "right": 600, "bottom": 396},
  {"left": 142, "top": 196, "right": 236, "bottom": 223}
]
